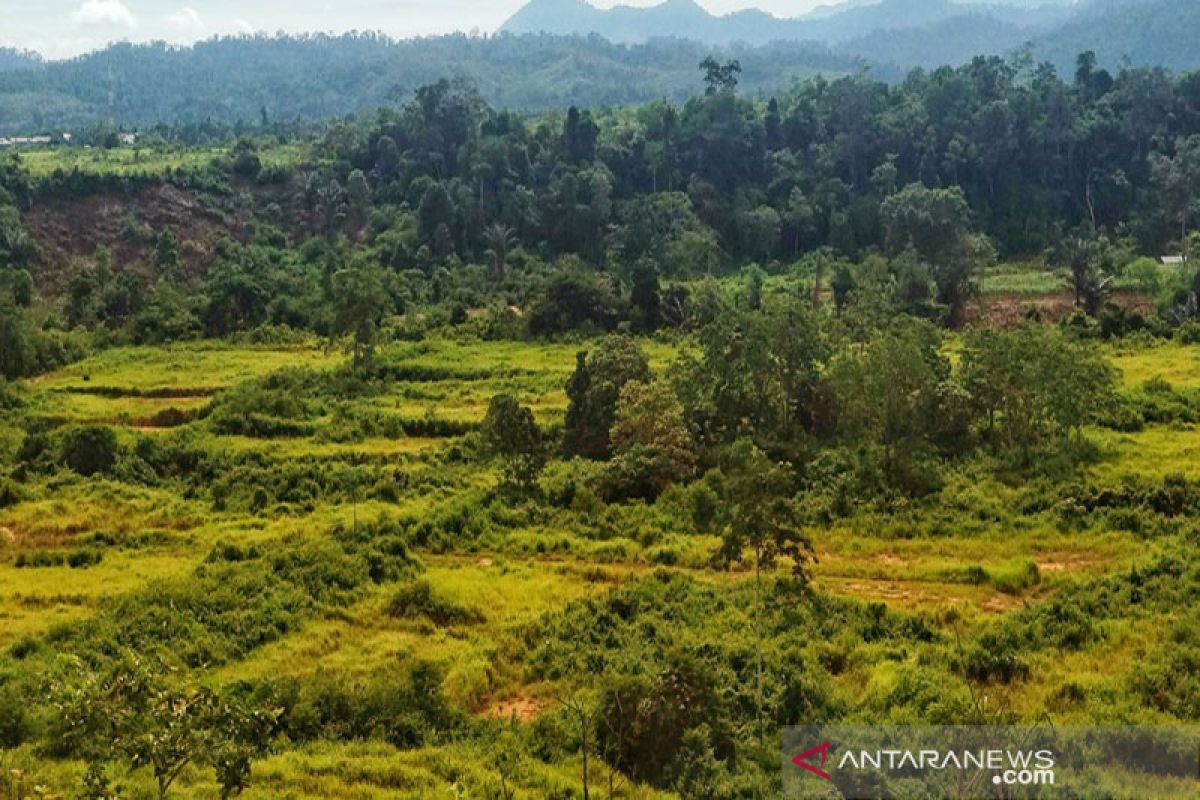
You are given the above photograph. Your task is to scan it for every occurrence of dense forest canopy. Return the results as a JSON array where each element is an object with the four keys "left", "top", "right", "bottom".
[{"left": 261, "top": 54, "right": 1200, "bottom": 264}]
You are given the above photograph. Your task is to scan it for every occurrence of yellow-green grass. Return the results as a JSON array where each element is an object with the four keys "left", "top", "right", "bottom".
[
  {"left": 212, "top": 433, "right": 450, "bottom": 459},
  {"left": 1089, "top": 424, "right": 1200, "bottom": 481},
  {"left": 814, "top": 527, "right": 1143, "bottom": 614},
  {"left": 980, "top": 263, "right": 1066, "bottom": 295},
  {"left": 243, "top": 741, "right": 672, "bottom": 800},
  {"left": 218, "top": 558, "right": 622, "bottom": 694},
  {"left": 379, "top": 337, "right": 681, "bottom": 376},
  {"left": 1109, "top": 341, "right": 1200, "bottom": 389},
  {"left": 0, "top": 550, "right": 198, "bottom": 647},
  {"left": 28, "top": 391, "right": 211, "bottom": 425},
  {"left": 18, "top": 143, "right": 306, "bottom": 179},
  {"left": 30, "top": 340, "right": 343, "bottom": 395}
]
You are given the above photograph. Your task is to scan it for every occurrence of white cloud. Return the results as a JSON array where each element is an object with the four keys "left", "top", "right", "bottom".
[
  {"left": 167, "top": 6, "right": 205, "bottom": 30},
  {"left": 233, "top": 17, "right": 256, "bottom": 34},
  {"left": 69, "top": 0, "right": 137, "bottom": 27}
]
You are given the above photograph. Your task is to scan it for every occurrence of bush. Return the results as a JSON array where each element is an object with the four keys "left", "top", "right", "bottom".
[
  {"left": 60, "top": 425, "right": 119, "bottom": 476},
  {"left": 386, "top": 579, "right": 482, "bottom": 626},
  {"left": 0, "top": 686, "right": 29, "bottom": 748},
  {"left": 272, "top": 661, "right": 462, "bottom": 747},
  {"left": 1175, "top": 320, "right": 1200, "bottom": 344}
]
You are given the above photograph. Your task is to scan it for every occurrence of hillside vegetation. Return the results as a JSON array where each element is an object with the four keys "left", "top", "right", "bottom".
[{"left": 1, "top": 56, "right": 1200, "bottom": 798}]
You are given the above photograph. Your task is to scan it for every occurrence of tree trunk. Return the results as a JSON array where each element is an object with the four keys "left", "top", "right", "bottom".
[{"left": 754, "top": 541, "right": 765, "bottom": 742}]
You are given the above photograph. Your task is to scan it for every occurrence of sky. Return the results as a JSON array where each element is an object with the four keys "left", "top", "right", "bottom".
[{"left": 2, "top": 0, "right": 836, "bottom": 60}]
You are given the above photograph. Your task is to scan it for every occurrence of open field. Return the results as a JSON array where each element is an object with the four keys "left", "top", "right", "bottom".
[
  {"left": 16, "top": 144, "right": 307, "bottom": 179},
  {"left": 1, "top": 333, "right": 1197, "bottom": 796}
]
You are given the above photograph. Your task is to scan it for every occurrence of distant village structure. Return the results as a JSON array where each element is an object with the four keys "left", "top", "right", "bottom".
[
  {"left": 0, "top": 131, "right": 133, "bottom": 149},
  {"left": 0, "top": 135, "right": 53, "bottom": 149}
]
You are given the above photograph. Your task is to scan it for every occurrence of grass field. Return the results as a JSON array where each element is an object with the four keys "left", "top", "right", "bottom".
[
  {"left": 16, "top": 143, "right": 307, "bottom": 179},
  {"left": 1, "top": 334, "right": 1197, "bottom": 797}
]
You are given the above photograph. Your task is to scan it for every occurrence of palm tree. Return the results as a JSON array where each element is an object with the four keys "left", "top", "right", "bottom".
[{"left": 483, "top": 223, "right": 517, "bottom": 282}]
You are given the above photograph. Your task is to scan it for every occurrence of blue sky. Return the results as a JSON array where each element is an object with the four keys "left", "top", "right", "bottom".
[{"left": 3, "top": 0, "right": 830, "bottom": 59}]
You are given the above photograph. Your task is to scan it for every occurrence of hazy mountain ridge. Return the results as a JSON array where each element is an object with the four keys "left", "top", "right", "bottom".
[
  {"left": 501, "top": 0, "right": 1076, "bottom": 47},
  {"left": 1031, "top": 0, "right": 1200, "bottom": 74}
]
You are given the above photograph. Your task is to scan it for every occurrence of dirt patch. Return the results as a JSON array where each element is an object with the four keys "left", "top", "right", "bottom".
[
  {"left": 24, "top": 183, "right": 241, "bottom": 296},
  {"left": 982, "top": 593, "right": 1023, "bottom": 615},
  {"left": 475, "top": 557, "right": 494, "bottom": 568},
  {"left": 966, "top": 290, "right": 1154, "bottom": 329},
  {"left": 483, "top": 695, "right": 549, "bottom": 723},
  {"left": 1037, "top": 552, "right": 1106, "bottom": 574}
]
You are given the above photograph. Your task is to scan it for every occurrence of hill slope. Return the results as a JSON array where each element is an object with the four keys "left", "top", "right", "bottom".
[{"left": 1031, "top": 0, "right": 1200, "bottom": 74}]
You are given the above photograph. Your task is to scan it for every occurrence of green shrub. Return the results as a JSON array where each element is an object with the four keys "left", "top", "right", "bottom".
[
  {"left": 60, "top": 426, "right": 119, "bottom": 476},
  {"left": 0, "top": 686, "right": 29, "bottom": 748},
  {"left": 1174, "top": 320, "right": 1200, "bottom": 344},
  {"left": 990, "top": 560, "right": 1040, "bottom": 595},
  {"left": 386, "top": 579, "right": 482, "bottom": 626}
]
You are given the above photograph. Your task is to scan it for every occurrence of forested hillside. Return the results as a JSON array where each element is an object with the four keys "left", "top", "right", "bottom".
[{"left": 0, "top": 34, "right": 861, "bottom": 135}]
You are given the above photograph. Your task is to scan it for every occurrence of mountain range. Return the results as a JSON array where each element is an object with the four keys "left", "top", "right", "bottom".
[
  {"left": 500, "top": 0, "right": 1075, "bottom": 46},
  {"left": 500, "top": 0, "right": 1198, "bottom": 73}
]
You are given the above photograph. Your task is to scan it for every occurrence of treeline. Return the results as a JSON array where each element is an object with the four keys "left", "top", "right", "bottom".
[
  {"left": 5, "top": 55, "right": 1200, "bottom": 373},
  {"left": 313, "top": 54, "right": 1200, "bottom": 265}
]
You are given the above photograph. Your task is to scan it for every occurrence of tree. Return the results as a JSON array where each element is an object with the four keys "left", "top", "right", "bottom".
[
  {"left": 629, "top": 259, "right": 662, "bottom": 332},
  {"left": 346, "top": 168, "right": 372, "bottom": 222},
  {"left": 53, "top": 660, "right": 278, "bottom": 800},
  {"left": 480, "top": 393, "right": 545, "bottom": 487},
  {"left": 881, "top": 184, "right": 988, "bottom": 328},
  {"left": 700, "top": 57, "right": 741, "bottom": 94},
  {"left": 0, "top": 205, "right": 35, "bottom": 268},
  {"left": 1150, "top": 136, "right": 1200, "bottom": 259},
  {"left": 1055, "top": 232, "right": 1112, "bottom": 315},
  {"left": 827, "top": 321, "right": 964, "bottom": 492},
  {"left": 483, "top": 223, "right": 516, "bottom": 282},
  {"left": 331, "top": 264, "right": 390, "bottom": 365},
  {"left": 563, "top": 336, "right": 651, "bottom": 459},
  {"left": 739, "top": 206, "right": 781, "bottom": 263},
  {"left": 713, "top": 439, "right": 812, "bottom": 739},
  {"left": 61, "top": 425, "right": 119, "bottom": 477},
  {"left": 0, "top": 298, "right": 33, "bottom": 379},
  {"left": 603, "top": 380, "right": 697, "bottom": 500},
  {"left": 152, "top": 228, "right": 180, "bottom": 274},
  {"left": 316, "top": 178, "right": 348, "bottom": 237},
  {"left": 961, "top": 326, "right": 1116, "bottom": 462}
]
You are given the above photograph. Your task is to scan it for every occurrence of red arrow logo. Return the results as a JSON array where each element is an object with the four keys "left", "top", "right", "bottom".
[{"left": 792, "top": 740, "right": 833, "bottom": 780}]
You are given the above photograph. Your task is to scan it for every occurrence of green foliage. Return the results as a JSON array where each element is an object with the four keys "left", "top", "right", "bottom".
[
  {"left": 602, "top": 379, "right": 697, "bottom": 501},
  {"left": 60, "top": 425, "right": 119, "bottom": 477},
  {"left": 387, "top": 579, "right": 483, "bottom": 626},
  {"left": 961, "top": 326, "right": 1117, "bottom": 459},
  {"left": 480, "top": 394, "right": 545, "bottom": 487},
  {"left": 52, "top": 658, "right": 280, "bottom": 799},
  {"left": 266, "top": 660, "right": 463, "bottom": 748},
  {"left": 563, "top": 336, "right": 651, "bottom": 459}
]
